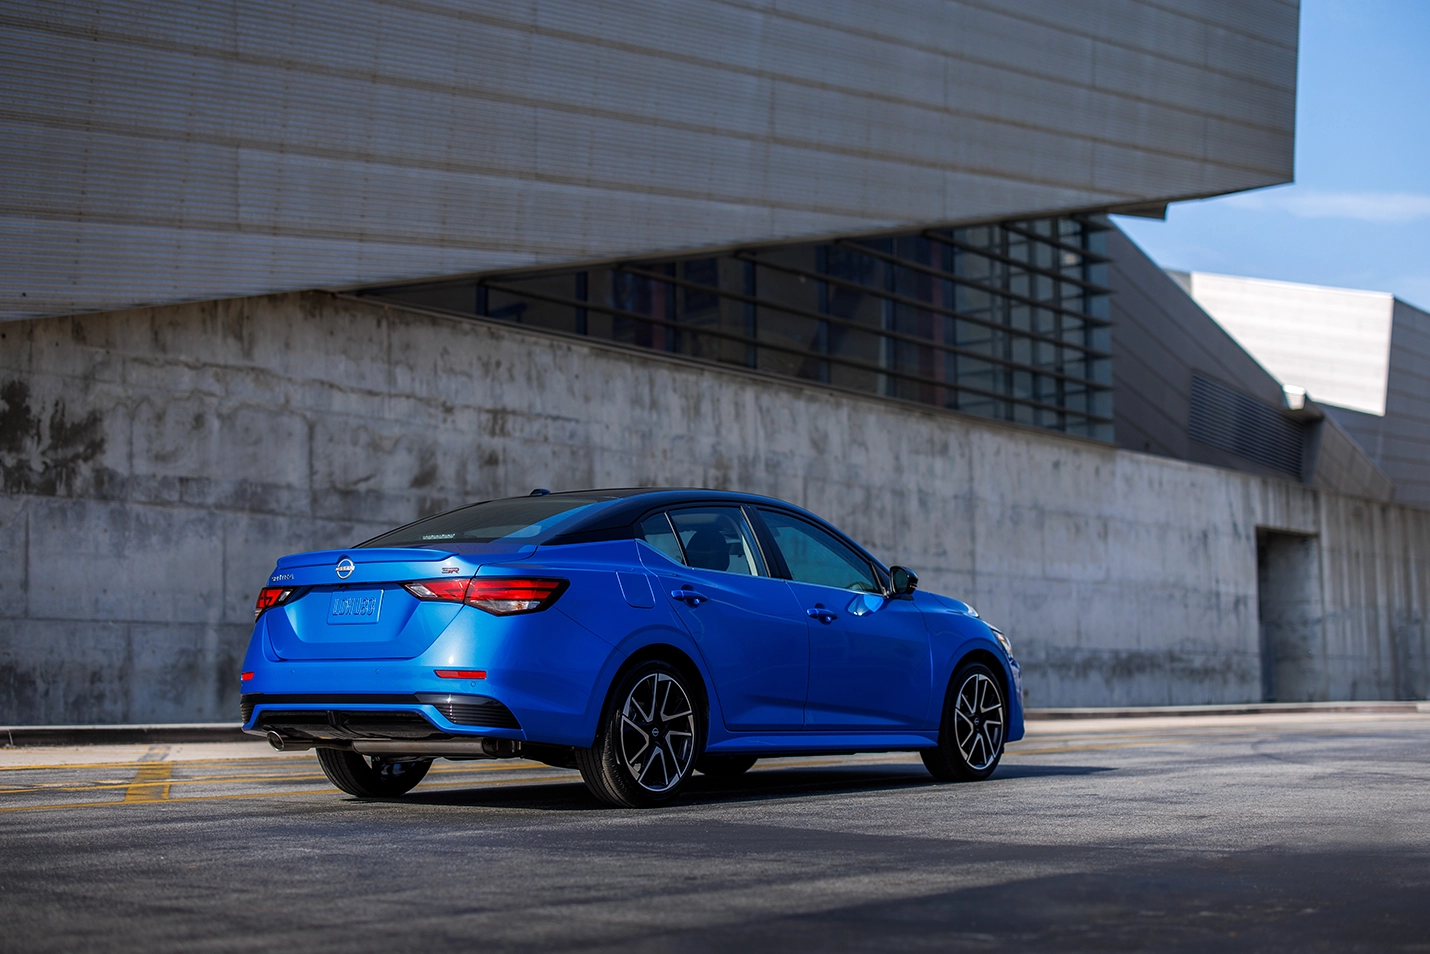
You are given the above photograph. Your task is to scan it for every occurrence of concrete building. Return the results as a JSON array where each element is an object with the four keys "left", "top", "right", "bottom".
[
  {"left": 3, "top": 0, "right": 1298, "bottom": 322},
  {"left": 4, "top": 0, "right": 1427, "bottom": 724},
  {"left": 1175, "top": 271, "right": 1430, "bottom": 509}
]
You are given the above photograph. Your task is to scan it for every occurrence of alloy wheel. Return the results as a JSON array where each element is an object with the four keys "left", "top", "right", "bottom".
[
  {"left": 953, "top": 671, "right": 1004, "bottom": 771},
  {"left": 618, "top": 672, "right": 696, "bottom": 792}
]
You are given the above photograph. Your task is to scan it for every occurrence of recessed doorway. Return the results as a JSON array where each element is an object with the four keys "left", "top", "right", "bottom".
[{"left": 1256, "top": 529, "right": 1325, "bottom": 702}]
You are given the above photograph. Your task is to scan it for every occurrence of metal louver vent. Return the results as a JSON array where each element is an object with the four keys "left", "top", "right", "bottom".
[{"left": 1188, "top": 374, "right": 1305, "bottom": 478}]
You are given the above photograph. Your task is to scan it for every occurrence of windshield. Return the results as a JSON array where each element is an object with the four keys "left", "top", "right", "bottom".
[{"left": 358, "top": 496, "right": 610, "bottom": 549}]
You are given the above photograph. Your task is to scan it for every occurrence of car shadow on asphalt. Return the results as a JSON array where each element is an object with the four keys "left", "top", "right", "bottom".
[
  {"left": 395, "top": 761, "right": 1114, "bottom": 811},
  {"left": 991, "top": 763, "right": 1116, "bottom": 779}
]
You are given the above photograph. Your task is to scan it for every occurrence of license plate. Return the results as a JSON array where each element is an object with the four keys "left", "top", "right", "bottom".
[{"left": 327, "top": 589, "right": 383, "bottom": 625}]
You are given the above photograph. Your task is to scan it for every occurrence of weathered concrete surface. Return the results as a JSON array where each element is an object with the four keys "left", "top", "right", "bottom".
[
  {"left": 2, "top": 0, "right": 1298, "bottom": 321},
  {"left": 2, "top": 292, "right": 1427, "bottom": 723}
]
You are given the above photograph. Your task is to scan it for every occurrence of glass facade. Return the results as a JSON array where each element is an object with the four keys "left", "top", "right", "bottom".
[{"left": 366, "top": 215, "right": 1113, "bottom": 441}]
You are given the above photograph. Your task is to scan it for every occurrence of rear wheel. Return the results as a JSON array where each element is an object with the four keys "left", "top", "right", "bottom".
[
  {"left": 921, "top": 661, "right": 1006, "bottom": 782},
  {"left": 316, "top": 748, "right": 431, "bottom": 798},
  {"left": 696, "top": 755, "right": 758, "bottom": 779},
  {"left": 576, "top": 660, "right": 701, "bottom": 808}
]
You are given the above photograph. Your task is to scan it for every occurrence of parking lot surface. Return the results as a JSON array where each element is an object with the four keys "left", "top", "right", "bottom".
[{"left": 3, "top": 712, "right": 1428, "bottom": 952}]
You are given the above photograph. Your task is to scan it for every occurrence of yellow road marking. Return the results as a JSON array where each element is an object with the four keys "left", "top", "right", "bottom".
[
  {"left": 6, "top": 723, "right": 1384, "bottom": 810},
  {"left": 0, "top": 755, "right": 559, "bottom": 773},
  {"left": 0, "top": 764, "right": 578, "bottom": 797},
  {"left": 0, "top": 759, "right": 575, "bottom": 796},
  {"left": 122, "top": 761, "right": 174, "bottom": 802},
  {"left": 0, "top": 772, "right": 588, "bottom": 815},
  {"left": 0, "top": 758, "right": 303, "bottom": 773}
]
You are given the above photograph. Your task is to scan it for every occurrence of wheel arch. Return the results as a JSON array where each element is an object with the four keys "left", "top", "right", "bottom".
[
  {"left": 946, "top": 647, "right": 1012, "bottom": 713},
  {"left": 606, "top": 643, "right": 713, "bottom": 751}
]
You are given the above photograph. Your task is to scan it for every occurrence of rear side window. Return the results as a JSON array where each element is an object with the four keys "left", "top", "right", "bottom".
[
  {"left": 758, "top": 509, "right": 879, "bottom": 592},
  {"left": 637, "top": 513, "right": 686, "bottom": 564},
  {"left": 666, "top": 507, "right": 766, "bottom": 576}
]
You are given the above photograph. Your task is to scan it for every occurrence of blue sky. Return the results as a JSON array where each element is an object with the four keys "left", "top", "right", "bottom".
[{"left": 1114, "top": 0, "right": 1430, "bottom": 310}]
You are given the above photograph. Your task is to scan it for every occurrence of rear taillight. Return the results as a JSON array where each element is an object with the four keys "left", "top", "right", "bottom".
[
  {"left": 402, "top": 579, "right": 469, "bottom": 602},
  {"left": 254, "top": 586, "right": 300, "bottom": 620},
  {"left": 403, "top": 577, "right": 567, "bottom": 616}
]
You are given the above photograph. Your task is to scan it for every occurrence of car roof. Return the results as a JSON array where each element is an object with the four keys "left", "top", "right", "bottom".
[
  {"left": 536, "top": 488, "right": 882, "bottom": 567},
  {"left": 536, "top": 487, "right": 807, "bottom": 514}
]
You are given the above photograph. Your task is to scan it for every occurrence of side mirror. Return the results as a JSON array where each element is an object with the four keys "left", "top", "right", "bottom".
[{"left": 889, "top": 565, "right": 919, "bottom": 596}]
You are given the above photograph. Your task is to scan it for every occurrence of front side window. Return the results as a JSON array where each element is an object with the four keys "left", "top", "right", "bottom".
[
  {"left": 759, "top": 509, "right": 879, "bottom": 592},
  {"left": 665, "top": 507, "right": 766, "bottom": 576}
]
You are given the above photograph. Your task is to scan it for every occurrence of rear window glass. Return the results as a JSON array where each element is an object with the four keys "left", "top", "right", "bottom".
[{"left": 359, "top": 496, "right": 609, "bottom": 548}]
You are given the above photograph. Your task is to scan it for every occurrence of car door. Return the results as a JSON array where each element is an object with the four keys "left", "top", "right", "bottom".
[
  {"left": 753, "top": 508, "right": 933, "bottom": 730},
  {"left": 636, "top": 506, "right": 810, "bottom": 732}
]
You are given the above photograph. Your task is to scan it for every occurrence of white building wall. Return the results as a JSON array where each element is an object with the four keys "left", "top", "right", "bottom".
[
  {"left": 1, "top": 0, "right": 1299, "bottom": 322},
  {"left": 1187, "top": 272, "right": 1395, "bottom": 415}
]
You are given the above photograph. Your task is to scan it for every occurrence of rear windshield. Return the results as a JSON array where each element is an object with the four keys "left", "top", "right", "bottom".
[{"left": 358, "top": 496, "right": 610, "bottom": 549}]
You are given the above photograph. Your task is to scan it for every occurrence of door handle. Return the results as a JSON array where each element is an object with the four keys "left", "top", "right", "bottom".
[
  {"left": 671, "top": 588, "right": 708, "bottom": 607},
  {"left": 806, "top": 605, "right": 838, "bottom": 624}
]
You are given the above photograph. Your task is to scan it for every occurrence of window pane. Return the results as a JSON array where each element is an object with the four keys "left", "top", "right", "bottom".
[
  {"left": 360, "top": 497, "right": 606, "bottom": 548},
  {"left": 759, "top": 510, "right": 878, "bottom": 592},
  {"left": 667, "top": 508, "right": 765, "bottom": 576},
  {"left": 637, "top": 513, "right": 685, "bottom": 565}
]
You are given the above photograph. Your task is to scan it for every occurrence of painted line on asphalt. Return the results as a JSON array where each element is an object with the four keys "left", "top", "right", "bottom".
[
  {"left": 7, "top": 726, "right": 1383, "bottom": 809},
  {"left": 122, "top": 746, "right": 173, "bottom": 803},
  {"left": 0, "top": 765, "right": 578, "bottom": 797},
  {"left": 0, "top": 759, "right": 575, "bottom": 796},
  {"left": 0, "top": 772, "right": 591, "bottom": 815}
]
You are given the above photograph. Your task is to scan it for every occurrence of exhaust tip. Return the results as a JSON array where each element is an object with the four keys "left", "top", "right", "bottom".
[{"left": 266, "top": 731, "right": 287, "bottom": 751}]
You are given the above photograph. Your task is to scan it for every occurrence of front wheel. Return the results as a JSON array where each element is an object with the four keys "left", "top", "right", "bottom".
[
  {"left": 921, "top": 662, "right": 1006, "bottom": 782},
  {"left": 316, "top": 748, "right": 431, "bottom": 798},
  {"left": 576, "top": 660, "right": 701, "bottom": 808}
]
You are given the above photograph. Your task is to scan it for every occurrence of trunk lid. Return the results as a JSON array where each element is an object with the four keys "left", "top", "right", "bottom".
[{"left": 260, "top": 546, "right": 533, "bottom": 661}]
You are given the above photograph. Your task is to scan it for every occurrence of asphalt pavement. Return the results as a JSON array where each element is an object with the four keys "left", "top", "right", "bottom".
[{"left": 3, "top": 711, "right": 1429, "bottom": 953}]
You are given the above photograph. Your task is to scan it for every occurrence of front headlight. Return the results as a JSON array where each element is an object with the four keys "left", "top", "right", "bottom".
[{"left": 990, "top": 626, "right": 1013, "bottom": 657}]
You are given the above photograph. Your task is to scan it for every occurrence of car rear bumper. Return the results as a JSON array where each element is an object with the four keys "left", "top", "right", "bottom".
[{"left": 242, "top": 692, "right": 524, "bottom": 747}]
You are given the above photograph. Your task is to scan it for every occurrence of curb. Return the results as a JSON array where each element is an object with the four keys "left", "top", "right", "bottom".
[
  {"left": 1025, "top": 700, "right": 1430, "bottom": 720},
  {"left": 1, "top": 724, "right": 250, "bottom": 748}
]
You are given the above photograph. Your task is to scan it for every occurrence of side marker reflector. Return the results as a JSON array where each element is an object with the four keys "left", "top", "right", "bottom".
[
  {"left": 435, "top": 669, "right": 486, "bottom": 679},
  {"left": 240, "top": 671, "right": 254, "bottom": 682}
]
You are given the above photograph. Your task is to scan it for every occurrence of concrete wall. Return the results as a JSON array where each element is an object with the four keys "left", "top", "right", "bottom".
[
  {"left": 3, "top": 290, "right": 1426, "bottom": 724},
  {"left": 1325, "top": 300, "right": 1430, "bottom": 508},
  {"left": 1, "top": 0, "right": 1299, "bottom": 322}
]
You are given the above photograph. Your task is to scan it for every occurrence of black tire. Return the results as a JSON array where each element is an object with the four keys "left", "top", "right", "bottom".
[
  {"left": 576, "top": 659, "right": 702, "bottom": 808},
  {"left": 315, "top": 748, "right": 432, "bottom": 798},
  {"left": 921, "top": 661, "right": 1006, "bottom": 782},
  {"left": 696, "top": 755, "right": 758, "bottom": 779}
]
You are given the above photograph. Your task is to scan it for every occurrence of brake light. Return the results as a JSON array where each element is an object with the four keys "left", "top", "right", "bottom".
[
  {"left": 254, "top": 586, "right": 299, "bottom": 620},
  {"left": 403, "top": 577, "right": 566, "bottom": 616},
  {"left": 402, "top": 579, "right": 468, "bottom": 602}
]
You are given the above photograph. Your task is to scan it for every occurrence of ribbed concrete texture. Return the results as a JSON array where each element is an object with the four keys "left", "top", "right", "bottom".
[
  {"left": 2, "top": 292, "right": 1426, "bottom": 724},
  {"left": 0, "top": 0, "right": 1298, "bottom": 321}
]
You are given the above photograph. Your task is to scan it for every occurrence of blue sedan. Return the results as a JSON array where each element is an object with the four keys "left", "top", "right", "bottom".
[{"left": 240, "top": 489, "right": 1023, "bottom": 807}]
